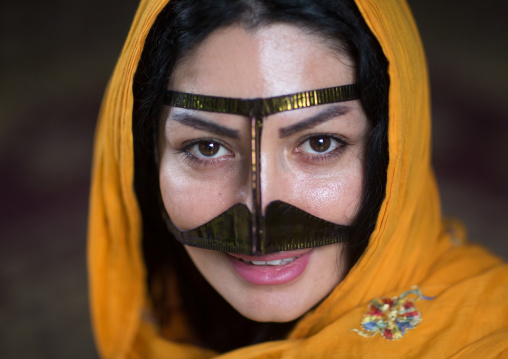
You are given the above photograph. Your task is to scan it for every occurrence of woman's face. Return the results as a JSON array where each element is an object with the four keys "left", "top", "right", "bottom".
[{"left": 159, "top": 24, "right": 369, "bottom": 322}]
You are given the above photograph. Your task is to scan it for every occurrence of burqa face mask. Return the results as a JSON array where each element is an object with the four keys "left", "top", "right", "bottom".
[{"left": 162, "top": 84, "right": 359, "bottom": 255}]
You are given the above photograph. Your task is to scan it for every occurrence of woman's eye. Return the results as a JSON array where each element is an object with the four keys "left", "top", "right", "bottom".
[
  {"left": 187, "top": 140, "right": 229, "bottom": 159},
  {"left": 299, "top": 136, "right": 340, "bottom": 155}
]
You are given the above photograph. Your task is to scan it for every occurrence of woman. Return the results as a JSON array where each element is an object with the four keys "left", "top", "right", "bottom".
[{"left": 88, "top": 0, "right": 508, "bottom": 357}]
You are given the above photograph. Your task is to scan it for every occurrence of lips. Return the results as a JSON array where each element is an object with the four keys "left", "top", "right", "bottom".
[{"left": 228, "top": 249, "right": 313, "bottom": 285}]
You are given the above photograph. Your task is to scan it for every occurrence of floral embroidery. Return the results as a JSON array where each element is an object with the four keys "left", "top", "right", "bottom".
[{"left": 353, "top": 286, "right": 431, "bottom": 340}]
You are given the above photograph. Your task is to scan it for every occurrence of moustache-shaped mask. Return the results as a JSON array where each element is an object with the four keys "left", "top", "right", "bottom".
[{"left": 163, "top": 84, "right": 358, "bottom": 255}]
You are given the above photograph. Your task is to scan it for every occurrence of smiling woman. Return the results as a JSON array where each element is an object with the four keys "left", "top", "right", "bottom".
[
  {"left": 157, "top": 24, "right": 369, "bottom": 323},
  {"left": 88, "top": 0, "right": 508, "bottom": 358}
]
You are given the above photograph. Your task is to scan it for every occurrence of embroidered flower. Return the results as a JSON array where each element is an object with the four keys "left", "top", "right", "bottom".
[{"left": 353, "top": 286, "right": 431, "bottom": 340}]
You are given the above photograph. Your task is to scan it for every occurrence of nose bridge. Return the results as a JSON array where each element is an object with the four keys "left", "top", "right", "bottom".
[
  {"left": 257, "top": 115, "right": 289, "bottom": 216},
  {"left": 258, "top": 135, "right": 280, "bottom": 215},
  {"left": 244, "top": 114, "right": 277, "bottom": 215}
]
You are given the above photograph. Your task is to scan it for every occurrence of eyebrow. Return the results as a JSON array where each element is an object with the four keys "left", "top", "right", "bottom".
[
  {"left": 169, "top": 112, "right": 240, "bottom": 139},
  {"left": 278, "top": 105, "right": 351, "bottom": 138}
]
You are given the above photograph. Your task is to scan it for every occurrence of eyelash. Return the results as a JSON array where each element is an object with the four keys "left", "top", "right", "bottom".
[
  {"left": 176, "top": 138, "right": 233, "bottom": 167},
  {"left": 295, "top": 134, "right": 349, "bottom": 163},
  {"left": 175, "top": 133, "right": 349, "bottom": 168}
]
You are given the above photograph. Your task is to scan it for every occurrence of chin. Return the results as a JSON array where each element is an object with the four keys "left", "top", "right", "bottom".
[
  {"left": 238, "top": 308, "right": 309, "bottom": 323},
  {"left": 230, "top": 291, "right": 314, "bottom": 323},
  {"left": 217, "top": 259, "right": 342, "bottom": 323},
  {"left": 184, "top": 244, "right": 345, "bottom": 323}
]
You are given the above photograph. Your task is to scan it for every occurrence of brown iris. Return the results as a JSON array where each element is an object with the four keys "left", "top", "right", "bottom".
[
  {"left": 198, "top": 141, "right": 220, "bottom": 157},
  {"left": 309, "top": 136, "right": 331, "bottom": 152}
]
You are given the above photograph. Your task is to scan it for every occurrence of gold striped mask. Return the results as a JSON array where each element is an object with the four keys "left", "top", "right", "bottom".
[{"left": 162, "top": 84, "right": 358, "bottom": 255}]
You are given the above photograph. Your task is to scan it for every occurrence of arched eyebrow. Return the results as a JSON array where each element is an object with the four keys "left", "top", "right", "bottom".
[
  {"left": 278, "top": 104, "right": 351, "bottom": 138},
  {"left": 170, "top": 112, "right": 240, "bottom": 139}
]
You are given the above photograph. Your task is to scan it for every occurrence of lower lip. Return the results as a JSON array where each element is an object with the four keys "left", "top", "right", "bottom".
[{"left": 228, "top": 250, "right": 312, "bottom": 285}]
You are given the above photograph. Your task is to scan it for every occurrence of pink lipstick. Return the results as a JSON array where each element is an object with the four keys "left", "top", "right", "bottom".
[{"left": 228, "top": 249, "right": 313, "bottom": 285}]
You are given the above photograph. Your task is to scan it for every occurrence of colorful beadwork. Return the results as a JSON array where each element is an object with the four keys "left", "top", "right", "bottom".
[{"left": 353, "top": 287, "right": 429, "bottom": 340}]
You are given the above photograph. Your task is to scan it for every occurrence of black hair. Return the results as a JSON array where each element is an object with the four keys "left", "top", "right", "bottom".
[{"left": 132, "top": 0, "right": 388, "bottom": 353}]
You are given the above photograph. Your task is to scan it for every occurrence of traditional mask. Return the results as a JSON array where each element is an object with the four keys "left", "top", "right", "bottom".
[{"left": 163, "top": 84, "right": 358, "bottom": 255}]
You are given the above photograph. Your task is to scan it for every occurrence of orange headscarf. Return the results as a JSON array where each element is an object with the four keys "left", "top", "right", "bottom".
[{"left": 88, "top": 0, "right": 508, "bottom": 357}]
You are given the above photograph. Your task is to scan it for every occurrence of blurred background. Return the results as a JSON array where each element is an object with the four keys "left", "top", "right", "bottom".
[{"left": 0, "top": 0, "right": 507, "bottom": 357}]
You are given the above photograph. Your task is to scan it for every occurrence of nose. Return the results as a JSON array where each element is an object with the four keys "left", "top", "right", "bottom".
[
  {"left": 242, "top": 118, "right": 294, "bottom": 216},
  {"left": 259, "top": 136, "right": 296, "bottom": 216},
  {"left": 258, "top": 150, "right": 276, "bottom": 215}
]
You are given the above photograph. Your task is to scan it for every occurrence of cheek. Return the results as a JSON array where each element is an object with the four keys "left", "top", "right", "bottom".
[
  {"left": 159, "top": 161, "right": 249, "bottom": 230},
  {"left": 293, "top": 169, "right": 363, "bottom": 224},
  {"left": 281, "top": 156, "right": 364, "bottom": 225}
]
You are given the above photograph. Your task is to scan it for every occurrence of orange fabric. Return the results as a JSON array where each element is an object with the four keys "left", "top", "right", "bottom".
[{"left": 88, "top": 0, "right": 508, "bottom": 358}]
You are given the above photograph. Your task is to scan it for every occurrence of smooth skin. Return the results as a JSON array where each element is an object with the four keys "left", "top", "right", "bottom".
[{"left": 158, "top": 24, "right": 369, "bottom": 322}]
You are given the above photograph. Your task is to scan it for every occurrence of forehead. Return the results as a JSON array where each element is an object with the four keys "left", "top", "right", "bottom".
[{"left": 170, "top": 24, "right": 355, "bottom": 98}]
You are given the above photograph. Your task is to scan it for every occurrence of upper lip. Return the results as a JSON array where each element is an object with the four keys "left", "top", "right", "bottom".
[{"left": 227, "top": 249, "right": 312, "bottom": 262}]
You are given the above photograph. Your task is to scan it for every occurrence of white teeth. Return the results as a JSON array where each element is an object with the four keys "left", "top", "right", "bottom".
[
  {"left": 251, "top": 261, "right": 266, "bottom": 265},
  {"left": 243, "top": 257, "right": 298, "bottom": 266},
  {"left": 280, "top": 257, "right": 297, "bottom": 265},
  {"left": 266, "top": 259, "right": 282, "bottom": 266}
]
